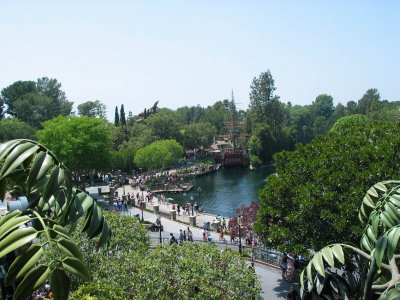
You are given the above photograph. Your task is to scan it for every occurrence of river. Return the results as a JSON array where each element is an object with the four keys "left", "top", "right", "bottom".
[{"left": 166, "top": 165, "right": 274, "bottom": 217}]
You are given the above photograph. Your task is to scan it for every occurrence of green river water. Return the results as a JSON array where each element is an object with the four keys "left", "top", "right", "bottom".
[{"left": 166, "top": 165, "right": 274, "bottom": 217}]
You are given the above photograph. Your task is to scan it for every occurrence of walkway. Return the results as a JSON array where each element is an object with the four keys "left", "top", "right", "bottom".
[{"left": 87, "top": 184, "right": 294, "bottom": 299}]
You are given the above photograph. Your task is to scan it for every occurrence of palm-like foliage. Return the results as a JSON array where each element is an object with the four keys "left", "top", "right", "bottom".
[
  {"left": 301, "top": 180, "right": 400, "bottom": 299},
  {"left": 0, "top": 139, "right": 110, "bottom": 299}
]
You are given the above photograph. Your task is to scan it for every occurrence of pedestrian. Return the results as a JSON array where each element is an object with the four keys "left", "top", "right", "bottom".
[
  {"left": 219, "top": 229, "right": 225, "bottom": 241},
  {"left": 188, "top": 228, "right": 193, "bottom": 242},
  {"left": 222, "top": 217, "right": 227, "bottom": 230},
  {"left": 177, "top": 204, "right": 181, "bottom": 216},
  {"left": 123, "top": 200, "right": 128, "bottom": 212},
  {"left": 202, "top": 232, "right": 207, "bottom": 242},
  {"left": 179, "top": 229, "right": 184, "bottom": 245},
  {"left": 117, "top": 198, "right": 122, "bottom": 211},
  {"left": 183, "top": 230, "right": 187, "bottom": 241},
  {"left": 169, "top": 233, "right": 178, "bottom": 245},
  {"left": 280, "top": 253, "right": 288, "bottom": 280}
]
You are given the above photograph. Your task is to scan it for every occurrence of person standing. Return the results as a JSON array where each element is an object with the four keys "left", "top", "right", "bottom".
[
  {"left": 187, "top": 227, "right": 193, "bottom": 242},
  {"left": 179, "top": 229, "right": 184, "bottom": 245},
  {"left": 169, "top": 233, "right": 178, "bottom": 245},
  {"left": 280, "top": 253, "right": 288, "bottom": 280}
]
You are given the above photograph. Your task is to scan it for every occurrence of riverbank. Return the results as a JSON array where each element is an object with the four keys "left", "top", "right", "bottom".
[{"left": 88, "top": 183, "right": 230, "bottom": 232}]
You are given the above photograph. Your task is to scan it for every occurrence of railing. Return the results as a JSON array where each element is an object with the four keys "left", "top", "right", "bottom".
[{"left": 147, "top": 236, "right": 284, "bottom": 267}]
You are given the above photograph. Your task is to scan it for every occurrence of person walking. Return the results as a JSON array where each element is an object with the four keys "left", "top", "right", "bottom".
[
  {"left": 169, "top": 233, "right": 178, "bottom": 245},
  {"left": 188, "top": 228, "right": 193, "bottom": 242},
  {"left": 280, "top": 253, "right": 288, "bottom": 280},
  {"left": 179, "top": 229, "right": 184, "bottom": 245}
]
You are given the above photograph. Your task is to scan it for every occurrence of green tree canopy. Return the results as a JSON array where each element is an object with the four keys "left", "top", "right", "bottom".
[
  {"left": 134, "top": 139, "right": 183, "bottom": 170},
  {"left": 144, "top": 109, "right": 181, "bottom": 141},
  {"left": 77, "top": 100, "right": 106, "bottom": 118},
  {"left": 0, "top": 118, "right": 36, "bottom": 142},
  {"left": 73, "top": 242, "right": 261, "bottom": 300},
  {"left": 120, "top": 104, "right": 126, "bottom": 126},
  {"left": 0, "top": 78, "right": 73, "bottom": 127},
  {"left": 182, "top": 122, "right": 217, "bottom": 150},
  {"left": 254, "top": 119, "right": 400, "bottom": 253},
  {"left": 36, "top": 116, "right": 113, "bottom": 185}
]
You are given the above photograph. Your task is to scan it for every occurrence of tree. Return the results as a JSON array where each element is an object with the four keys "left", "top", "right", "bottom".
[
  {"left": 0, "top": 78, "right": 73, "bottom": 127},
  {"left": 182, "top": 122, "right": 217, "bottom": 150},
  {"left": 1, "top": 80, "right": 37, "bottom": 116},
  {"left": 0, "top": 139, "right": 110, "bottom": 299},
  {"left": 0, "top": 98, "right": 4, "bottom": 119},
  {"left": 120, "top": 104, "right": 126, "bottom": 126},
  {"left": 134, "top": 139, "right": 183, "bottom": 171},
  {"left": 36, "top": 77, "right": 73, "bottom": 117},
  {"left": 11, "top": 92, "right": 52, "bottom": 127},
  {"left": 36, "top": 116, "right": 113, "bottom": 187},
  {"left": 145, "top": 109, "right": 181, "bottom": 141},
  {"left": 0, "top": 118, "right": 35, "bottom": 142},
  {"left": 248, "top": 124, "right": 276, "bottom": 166},
  {"left": 356, "top": 88, "right": 381, "bottom": 115},
  {"left": 247, "top": 70, "right": 284, "bottom": 134},
  {"left": 114, "top": 106, "right": 119, "bottom": 126},
  {"left": 301, "top": 181, "right": 400, "bottom": 299},
  {"left": 77, "top": 100, "right": 106, "bottom": 118},
  {"left": 254, "top": 119, "right": 400, "bottom": 253},
  {"left": 72, "top": 242, "right": 261, "bottom": 300},
  {"left": 346, "top": 100, "right": 357, "bottom": 114},
  {"left": 311, "top": 94, "right": 334, "bottom": 119}
]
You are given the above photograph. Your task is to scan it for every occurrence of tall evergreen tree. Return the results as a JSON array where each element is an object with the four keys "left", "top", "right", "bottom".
[
  {"left": 114, "top": 106, "right": 120, "bottom": 126},
  {"left": 120, "top": 104, "right": 126, "bottom": 126}
]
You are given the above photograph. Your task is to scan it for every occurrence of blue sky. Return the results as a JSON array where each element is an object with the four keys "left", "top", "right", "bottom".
[{"left": 0, "top": 1, "right": 399, "bottom": 121}]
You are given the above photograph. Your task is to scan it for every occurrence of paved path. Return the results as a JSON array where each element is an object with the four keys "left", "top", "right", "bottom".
[{"left": 88, "top": 184, "right": 293, "bottom": 299}]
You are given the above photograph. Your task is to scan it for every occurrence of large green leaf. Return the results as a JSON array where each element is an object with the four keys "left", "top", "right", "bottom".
[
  {"left": 0, "top": 210, "right": 21, "bottom": 227},
  {"left": 0, "top": 215, "right": 31, "bottom": 239},
  {"left": 50, "top": 268, "right": 71, "bottom": 300},
  {"left": 67, "top": 190, "right": 94, "bottom": 224},
  {"left": 26, "top": 151, "right": 46, "bottom": 188},
  {"left": 0, "top": 140, "right": 21, "bottom": 162},
  {"left": 36, "top": 152, "right": 54, "bottom": 182},
  {"left": 0, "top": 227, "right": 38, "bottom": 258},
  {"left": 13, "top": 264, "right": 50, "bottom": 300},
  {"left": 62, "top": 257, "right": 91, "bottom": 282},
  {"left": 58, "top": 238, "right": 83, "bottom": 261},
  {"left": 0, "top": 143, "right": 40, "bottom": 180},
  {"left": 386, "top": 226, "right": 400, "bottom": 261},
  {"left": 321, "top": 247, "right": 335, "bottom": 267},
  {"left": 42, "top": 165, "right": 61, "bottom": 202},
  {"left": 374, "top": 236, "right": 388, "bottom": 269},
  {"left": 5, "top": 244, "right": 44, "bottom": 285},
  {"left": 312, "top": 252, "right": 325, "bottom": 277},
  {"left": 86, "top": 205, "right": 104, "bottom": 238},
  {"left": 0, "top": 142, "right": 34, "bottom": 179}
]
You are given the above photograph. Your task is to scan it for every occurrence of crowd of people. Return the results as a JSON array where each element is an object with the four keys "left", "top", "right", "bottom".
[
  {"left": 32, "top": 282, "right": 52, "bottom": 299},
  {"left": 169, "top": 227, "right": 194, "bottom": 245}
]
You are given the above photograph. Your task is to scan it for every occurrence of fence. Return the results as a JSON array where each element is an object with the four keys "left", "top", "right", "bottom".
[{"left": 147, "top": 236, "right": 287, "bottom": 268}]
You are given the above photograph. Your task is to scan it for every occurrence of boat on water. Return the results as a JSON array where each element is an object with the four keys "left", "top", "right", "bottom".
[{"left": 210, "top": 139, "right": 249, "bottom": 167}]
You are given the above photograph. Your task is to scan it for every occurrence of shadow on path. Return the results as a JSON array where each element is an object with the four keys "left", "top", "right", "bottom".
[{"left": 272, "top": 278, "right": 293, "bottom": 299}]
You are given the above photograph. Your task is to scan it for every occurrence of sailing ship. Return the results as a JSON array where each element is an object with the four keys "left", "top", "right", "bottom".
[{"left": 210, "top": 92, "right": 249, "bottom": 167}]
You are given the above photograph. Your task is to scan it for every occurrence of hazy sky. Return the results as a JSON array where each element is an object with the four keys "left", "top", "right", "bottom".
[{"left": 1, "top": 1, "right": 399, "bottom": 121}]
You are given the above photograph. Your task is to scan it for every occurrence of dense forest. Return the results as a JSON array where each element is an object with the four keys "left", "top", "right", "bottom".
[{"left": 0, "top": 71, "right": 399, "bottom": 173}]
